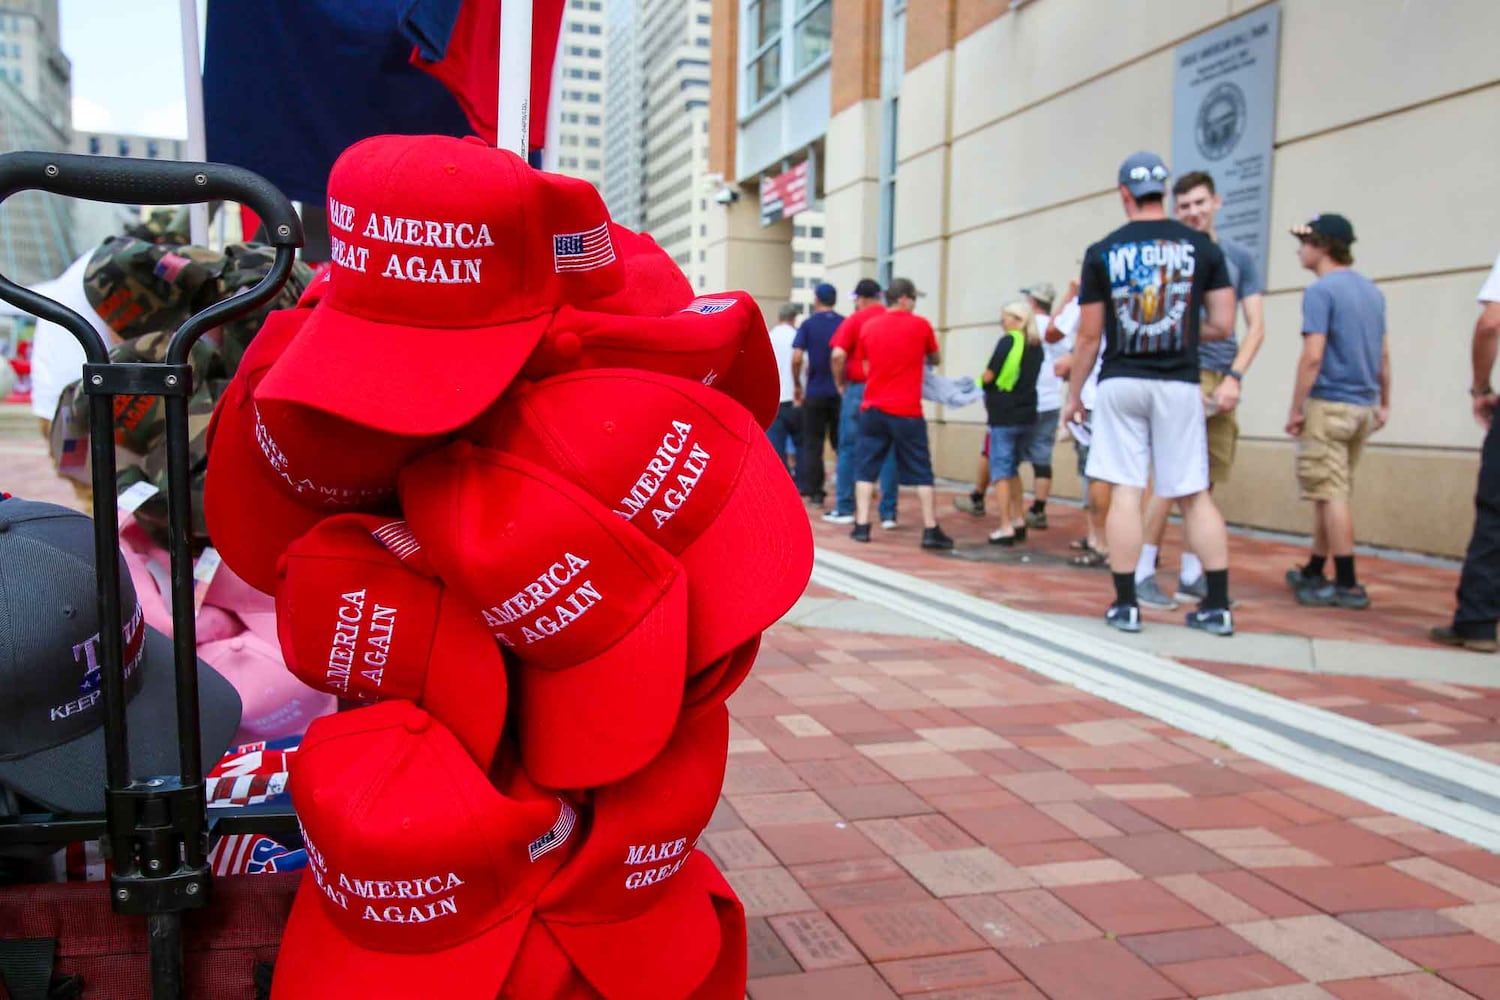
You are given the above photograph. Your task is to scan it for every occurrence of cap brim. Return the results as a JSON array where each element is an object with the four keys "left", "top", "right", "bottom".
[
  {"left": 713, "top": 324, "right": 780, "bottom": 431},
  {"left": 545, "top": 855, "right": 721, "bottom": 1000},
  {"left": 682, "top": 634, "right": 760, "bottom": 720},
  {"left": 0, "top": 628, "right": 242, "bottom": 814},
  {"left": 692, "top": 852, "right": 747, "bottom": 998},
  {"left": 203, "top": 384, "right": 336, "bottom": 595},
  {"left": 255, "top": 302, "right": 553, "bottom": 435},
  {"left": 423, "top": 595, "right": 509, "bottom": 770},
  {"left": 682, "top": 439, "right": 811, "bottom": 670},
  {"left": 516, "top": 573, "right": 687, "bottom": 789},
  {"left": 272, "top": 871, "right": 529, "bottom": 1000}
]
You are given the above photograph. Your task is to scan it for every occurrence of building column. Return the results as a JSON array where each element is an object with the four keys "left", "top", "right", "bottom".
[{"left": 702, "top": 192, "right": 794, "bottom": 327}]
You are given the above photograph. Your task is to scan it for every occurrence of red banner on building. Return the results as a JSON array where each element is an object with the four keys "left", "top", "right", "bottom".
[{"left": 759, "top": 160, "right": 810, "bottom": 227}]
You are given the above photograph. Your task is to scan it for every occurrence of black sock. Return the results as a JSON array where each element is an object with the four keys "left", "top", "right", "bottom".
[
  {"left": 1334, "top": 555, "right": 1357, "bottom": 588},
  {"left": 1204, "top": 569, "right": 1230, "bottom": 610},
  {"left": 1113, "top": 572, "right": 1137, "bottom": 607},
  {"left": 1303, "top": 554, "right": 1327, "bottom": 579},
  {"left": 1031, "top": 499, "right": 1046, "bottom": 514},
  {"left": 971, "top": 490, "right": 985, "bottom": 504}
]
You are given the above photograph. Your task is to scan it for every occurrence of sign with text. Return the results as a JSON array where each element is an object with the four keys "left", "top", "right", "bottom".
[
  {"left": 759, "top": 160, "right": 810, "bottom": 228},
  {"left": 1171, "top": 3, "right": 1281, "bottom": 277}
]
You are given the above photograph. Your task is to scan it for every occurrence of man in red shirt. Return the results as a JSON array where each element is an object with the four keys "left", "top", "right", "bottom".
[
  {"left": 852, "top": 278, "right": 955, "bottom": 550},
  {"left": 829, "top": 278, "right": 899, "bottom": 526}
]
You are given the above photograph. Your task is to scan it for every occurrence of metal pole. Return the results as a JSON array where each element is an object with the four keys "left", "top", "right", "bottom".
[
  {"left": 179, "top": 0, "right": 209, "bottom": 245},
  {"left": 147, "top": 914, "right": 185, "bottom": 998},
  {"left": 498, "top": 0, "right": 535, "bottom": 156}
]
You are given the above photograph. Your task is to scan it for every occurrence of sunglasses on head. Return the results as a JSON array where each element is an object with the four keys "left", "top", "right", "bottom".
[{"left": 1128, "top": 164, "right": 1169, "bottom": 182}]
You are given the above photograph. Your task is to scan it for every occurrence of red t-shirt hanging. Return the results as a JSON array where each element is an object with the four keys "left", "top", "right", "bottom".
[
  {"left": 860, "top": 310, "right": 938, "bottom": 419},
  {"left": 829, "top": 303, "right": 886, "bottom": 383}
]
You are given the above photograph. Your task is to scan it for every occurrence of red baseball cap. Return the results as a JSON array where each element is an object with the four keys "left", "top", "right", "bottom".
[
  {"left": 501, "top": 854, "right": 739, "bottom": 1000},
  {"left": 271, "top": 701, "right": 580, "bottom": 1000},
  {"left": 519, "top": 290, "right": 779, "bottom": 428},
  {"left": 580, "top": 224, "right": 693, "bottom": 317},
  {"left": 256, "top": 134, "right": 624, "bottom": 435},
  {"left": 682, "top": 634, "right": 760, "bottom": 721},
  {"left": 399, "top": 442, "right": 687, "bottom": 788},
  {"left": 204, "top": 312, "right": 438, "bottom": 594},
  {"left": 537, "top": 706, "right": 730, "bottom": 999},
  {"left": 470, "top": 369, "right": 812, "bottom": 672},
  {"left": 274, "top": 513, "right": 508, "bottom": 768}
]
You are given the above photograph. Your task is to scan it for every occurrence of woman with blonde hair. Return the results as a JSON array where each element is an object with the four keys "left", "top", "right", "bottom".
[{"left": 982, "top": 300, "right": 1044, "bottom": 545}]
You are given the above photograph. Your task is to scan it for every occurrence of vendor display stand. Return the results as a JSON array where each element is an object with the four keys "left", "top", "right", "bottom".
[{"left": 0, "top": 151, "right": 304, "bottom": 1000}]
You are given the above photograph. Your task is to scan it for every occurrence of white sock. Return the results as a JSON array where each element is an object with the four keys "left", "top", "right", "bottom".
[
  {"left": 1135, "top": 544, "right": 1159, "bottom": 583},
  {"left": 1180, "top": 552, "right": 1204, "bottom": 585}
]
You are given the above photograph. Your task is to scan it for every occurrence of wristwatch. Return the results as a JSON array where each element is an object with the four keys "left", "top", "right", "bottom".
[{"left": 1227, "top": 369, "right": 1245, "bottom": 382}]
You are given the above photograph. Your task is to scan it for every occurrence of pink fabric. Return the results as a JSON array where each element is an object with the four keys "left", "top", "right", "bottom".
[{"left": 118, "top": 521, "right": 335, "bottom": 743}]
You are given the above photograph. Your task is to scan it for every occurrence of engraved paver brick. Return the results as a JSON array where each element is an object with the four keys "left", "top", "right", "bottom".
[
  {"left": 945, "top": 895, "right": 1050, "bottom": 950},
  {"left": 1231, "top": 915, "right": 1417, "bottom": 981},
  {"left": 728, "top": 866, "right": 818, "bottom": 917},
  {"left": 896, "top": 848, "right": 1036, "bottom": 897},
  {"left": 702, "top": 828, "right": 780, "bottom": 870},
  {"left": 768, "top": 910, "right": 865, "bottom": 970},
  {"left": 828, "top": 900, "right": 987, "bottom": 962},
  {"left": 747, "top": 916, "right": 803, "bottom": 978},
  {"left": 746, "top": 964, "right": 900, "bottom": 1000},
  {"left": 756, "top": 821, "right": 886, "bottom": 866},
  {"left": 875, "top": 949, "right": 1022, "bottom": 995},
  {"left": 1000, "top": 938, "right": 1184, "bottom": 1000},
  {"left": 728, "top": 790, "right": 840, "bottom": 826}
]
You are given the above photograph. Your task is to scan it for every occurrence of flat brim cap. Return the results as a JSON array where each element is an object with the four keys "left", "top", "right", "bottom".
[{"left": 0, "top": 627, "right": 241, "bottom": 814}]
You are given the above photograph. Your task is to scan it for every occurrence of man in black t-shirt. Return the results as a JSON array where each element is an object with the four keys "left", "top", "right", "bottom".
[{"left": 1062, "top": 151, "right": 1238, "bottom": 636}]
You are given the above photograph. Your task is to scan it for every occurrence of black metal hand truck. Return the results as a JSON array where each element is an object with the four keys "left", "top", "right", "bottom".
[{"left": 0, "top": 152, "right": 305, "bottom": 1000}]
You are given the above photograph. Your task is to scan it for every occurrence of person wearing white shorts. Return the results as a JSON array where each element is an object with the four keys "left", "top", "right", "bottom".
[
  {"left": 1063, "top": 151, "right": 1239, "bottom": 636},
  {"left": 1086, "top": 378, "right": 1209, "bottom": 499}
]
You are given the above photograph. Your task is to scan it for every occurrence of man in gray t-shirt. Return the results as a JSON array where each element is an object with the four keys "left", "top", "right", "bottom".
[
  {"left": 1285, "top": 213, "right": 1390, "bottom": 610},
  {"left": 1133, "top": 171, "right": 1267, "bottom": 610}
]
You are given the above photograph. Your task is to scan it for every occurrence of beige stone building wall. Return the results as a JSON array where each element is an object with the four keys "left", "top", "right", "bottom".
[{"left": 888, "top": 0, "right": 1500, "bottom": 557}]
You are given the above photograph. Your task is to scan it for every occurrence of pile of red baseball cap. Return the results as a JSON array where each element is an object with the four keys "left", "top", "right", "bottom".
[{"left": 201, "top": 134, "right": 813, "bottom": 999}]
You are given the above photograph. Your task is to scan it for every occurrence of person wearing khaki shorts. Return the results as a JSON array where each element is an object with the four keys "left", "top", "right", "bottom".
[
  {"left": 1285, "top": 213, "right": 1390, "bottom": 610},
  {"left": 1297, "top": 398, "right": 1376, "bottom": 502}
]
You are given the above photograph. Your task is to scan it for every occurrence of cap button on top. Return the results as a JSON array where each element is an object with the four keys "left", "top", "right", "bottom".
[
  {"left": 403, "top": 705, "right": 431, "bottom": 734},
  {"left": 229, "top": 638, "right": 245, "bottom": 652},
  {"left": 553, "top": 331, "right": 582, "bottom": 360}
]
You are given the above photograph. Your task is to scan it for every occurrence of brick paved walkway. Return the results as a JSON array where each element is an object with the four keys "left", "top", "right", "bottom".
[
  {"left": 724, "top": 618, "right": 1500, "bottom": 999},
  {"left": 805, "top": 494, "right": 1500, "bottom": 767}
]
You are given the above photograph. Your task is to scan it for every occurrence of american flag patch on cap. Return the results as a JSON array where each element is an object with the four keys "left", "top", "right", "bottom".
[
  {"left": 370, "top": 519, "right": 421, "bottom": 561},
  {"left": 528, "top": 799, "right": 578, "bottom": 862},
  {"left": 681, "top": 297, "right": 736, "bottom": 315},
  {"left": 553, "top": 222, "right": 616, "bottom": 273}
]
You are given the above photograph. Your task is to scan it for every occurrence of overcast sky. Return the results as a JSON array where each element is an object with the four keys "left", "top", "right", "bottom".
[{"left": 61, "top": 0, "right": 207, "bottom": 139}]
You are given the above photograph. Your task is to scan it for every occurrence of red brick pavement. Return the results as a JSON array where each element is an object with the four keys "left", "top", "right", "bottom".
[
  {"left": 727, "top": 621, "right": 1500, "bottom": 999},
  {"left": 804, "top": 492, "right": 1500, "bottom": 767}
]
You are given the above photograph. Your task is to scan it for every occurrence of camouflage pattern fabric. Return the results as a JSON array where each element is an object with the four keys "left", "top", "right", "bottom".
[{"left": 58, "top": 239, "right": 311, "bottom": 548}]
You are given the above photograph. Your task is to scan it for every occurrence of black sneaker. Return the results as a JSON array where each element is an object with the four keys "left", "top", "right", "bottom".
[
  {"left": 921, "top": 526, "right": 954, "bottom": 550},
  {"left": 1025, "top": 508, "right": 1048, "bottom": 530},
  {"left": 1429, "top": 625, "right": 1499, "bottom": 654},
  {"left": 1285, "top": 567, "right": 1323, "bottom": 593},
  {"left": 1185, "top": 606, "right": 1234, "bottom": 636},
  {"left": 850, "top": 523, "right": 872, "bottom": 543},
  {"left": 1105, "top": 603, "right": 1141, "bottom": 633},
  {"left": 1294, "top": 580, "right": 1370, "bottom": 609}
]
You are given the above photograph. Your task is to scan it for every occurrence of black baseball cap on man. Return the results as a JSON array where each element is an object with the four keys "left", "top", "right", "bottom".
[
  {"left": 852, "top": 278, "right": 882, "bottom": 300},
  {"left": 1291, "top": 213, "right": 1356, "bottom": 245},
  {"left": 0, "top": 498, "right": 242, "bottom": 814}
]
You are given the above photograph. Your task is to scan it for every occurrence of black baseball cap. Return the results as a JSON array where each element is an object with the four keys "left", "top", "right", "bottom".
[
  {"left": 1291, "top": 213, "right": 1356, "bottom": 244},
  {"left": 852, "top": 278, "right": 882, "bottom": 299},
  {"left": 0, "top": 498, "right": 242, "bottom": 814}
]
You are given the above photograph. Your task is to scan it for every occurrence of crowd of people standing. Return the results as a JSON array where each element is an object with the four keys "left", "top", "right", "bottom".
[{"left": 768, "top": 150, "right": 1497, "bottom": 652}]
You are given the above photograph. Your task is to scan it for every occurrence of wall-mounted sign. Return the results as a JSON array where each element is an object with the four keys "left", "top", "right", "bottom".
[
  {"left": 1171, "top": 3, "right": 1281, "bottom": 277},
  {"left": 759, "top": 159, "right": 810, "bottom": 228}
]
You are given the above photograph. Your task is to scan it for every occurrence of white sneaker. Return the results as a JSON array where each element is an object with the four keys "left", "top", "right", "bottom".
[
  {"left": 821, "top": 511, "right": 855, "bottom": 525},
  {"left": 881, "top": 519, "right": 899, "bottom": 530}
]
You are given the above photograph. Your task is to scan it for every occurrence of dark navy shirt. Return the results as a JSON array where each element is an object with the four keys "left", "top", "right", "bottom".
[{"left": 792, "top": 310, "right": 844, "bottom": 400}]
